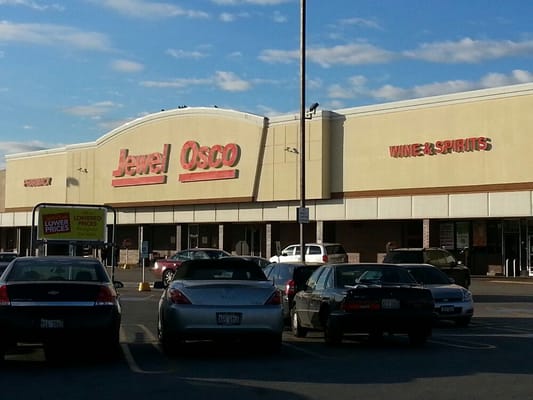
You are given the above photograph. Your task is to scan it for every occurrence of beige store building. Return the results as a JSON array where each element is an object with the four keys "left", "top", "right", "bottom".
[{"left": 2, "top": 82, "right": 533, "bottom": 277}]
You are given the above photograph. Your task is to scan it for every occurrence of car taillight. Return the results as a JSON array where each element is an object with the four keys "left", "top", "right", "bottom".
[
  {"left": 265, "top": 290, "right": 281, "bottom": 305},
  {"left": 169, "top": 288, "right": 192, "bottom": 304},
  {"left": 95, "top": 285, "right": 117, "bottom": 306},
  {"left": 323, "top": 255, "right": 328, "bottom": 263},
  {"left": 342, "top": 298, "right": 381, "bottom": 312},
  {"left": 0, "top": 284, "right": 10, "bottom": 306},
  {"left": 285, "top": 279, "right": 296, "bottom": 296}
]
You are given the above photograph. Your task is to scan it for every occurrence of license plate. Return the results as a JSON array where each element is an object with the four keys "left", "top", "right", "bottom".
[
  {"left": 216, "top": 312, "right": 242, "bottom": 325},
  {"left": 381, "top": 299, "right": 400, "bottom": 309},
  {"left": 40, "top": 319, "right": 64, "bottom": 329},
  {"left": 440, "top": 305, "right": 455, "bottom": 313}
]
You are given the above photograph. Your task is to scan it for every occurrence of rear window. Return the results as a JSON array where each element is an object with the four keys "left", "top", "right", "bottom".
[
  {"left": 0, "top": 253, "right": 17, "bottom": 263},
  {"left": 7, "top": 258, "right": 108, "bottom": 282},
  {"left": 174, "top": 258, "right": 268, "bottom": 281},
  {"left": 325, "top": 244, "right": 346, "bottom": 254}
]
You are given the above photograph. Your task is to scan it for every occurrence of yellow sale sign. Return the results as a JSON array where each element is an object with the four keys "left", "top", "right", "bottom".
[{"left": 37, "top": 206, "right": 107, "bottom": 242}]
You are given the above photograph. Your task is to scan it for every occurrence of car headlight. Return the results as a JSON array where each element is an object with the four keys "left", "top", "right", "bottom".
[{"left": 462, "top": 289, "right": 472, "bottom": 302}]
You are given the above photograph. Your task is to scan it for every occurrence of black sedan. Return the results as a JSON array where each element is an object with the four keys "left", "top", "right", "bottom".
[
  {"left": 0, "top": 256, "right": 122, "bottom": 361},
  {"left": 291, "top": 263, "right": 435, "bottom": 345}
]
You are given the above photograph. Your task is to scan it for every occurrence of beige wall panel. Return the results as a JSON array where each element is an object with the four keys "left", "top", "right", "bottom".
[
  {"left": 173, "top": 206, "right": 195, "bottom": 223},
  {"left": 339, "top": 91, "right": 533, "bottom": 192},
  {"left": 215, "top": 204, "right": 239, "bottom": 221},
  {"left": 6, "top": 151, "right": 67, "bottom": 208},
  {"left": 412, "top": 195, "right": 449, "bottom": 218},
  {"left": 13, "top": 212, "right": 31, "bottom": 226},
  {"left": 263, "top": 203, "right": 291, "bottom": 221},
  {"left": 65, "top": 147, "right": 97, "bottom": 204},
  {"left": 0, "top": 212, "right": 17, "bottom": 227},
  {"left": 194, "top": 205, "right": 216, "bottom": 222},
  {"left": 238, "top": 204, "right": 263, "bottom": 222},
  {"left": 316, "top": 200, "right": 345, "bottom": 221},
  {"left": 346, "top": 197, "right": 378, "bottom": 220},
  {"left": 117, "top": 209, "right": 137, "bottom": 224},
  {"left": 136, "top": 209, "right": 155, "bottom": 224},
  {"left": 378, "top": 196, "right": 412, "bottom": 219},
  {"left": 258, "top": 117, "right": 328, "bottom": 202},
  {"left": 449, "top": 193, "right": 489, "bottom": 217},
  {"left": 489, "top": 192, "right": 532, "bottom": 217},
  {"left": 154, "top": 207, "right": 175, "bottom": 223}
]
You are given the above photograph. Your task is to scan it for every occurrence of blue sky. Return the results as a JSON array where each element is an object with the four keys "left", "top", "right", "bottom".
[{"left": 1, "top": 0, "right": 533, "bottom": 168}]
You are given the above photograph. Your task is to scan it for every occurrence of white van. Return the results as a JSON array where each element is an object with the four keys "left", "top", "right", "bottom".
[{"left": 269, "top": 243, "right": 348, "bottom": 264}]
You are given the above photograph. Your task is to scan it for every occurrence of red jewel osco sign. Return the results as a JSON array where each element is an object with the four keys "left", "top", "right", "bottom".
[{"left": 179, "top": 141, "right": 240, "bottom": 182}]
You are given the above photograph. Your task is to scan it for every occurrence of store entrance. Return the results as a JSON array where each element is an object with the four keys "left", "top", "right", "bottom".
[{"left": 502, "top": 220, "right": 521, "bottom": 277}]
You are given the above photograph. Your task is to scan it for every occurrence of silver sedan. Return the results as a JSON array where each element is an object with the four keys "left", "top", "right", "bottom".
[
  {"left": 401, "top": 263, "right": 474, "bottom": 326},
  {"left": 157, "top": 257, "right": 284, "bottom": 355}
]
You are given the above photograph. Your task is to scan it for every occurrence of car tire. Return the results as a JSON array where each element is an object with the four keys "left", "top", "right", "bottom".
[
  {"left": 158, "top": 318, "right": 181, "bottom": 356},
  {"left": 455, "top": 317, "right": 471, "bottom": 327},
  {"left": 162, "top": 270, "right": 174, "bottom": 287},
  {"left": 324, "top": 317, "right": 342, "bottom": 346},
  {"left": 291, "top": 310, "right": 308, "bottom": 338}
]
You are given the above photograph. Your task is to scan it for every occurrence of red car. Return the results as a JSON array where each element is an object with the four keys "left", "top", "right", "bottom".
[{"left": 151, "top": 248, "right": 231, "bottom": 287}]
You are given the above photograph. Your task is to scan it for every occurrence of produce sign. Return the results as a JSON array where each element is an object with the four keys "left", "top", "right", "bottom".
[{"left": 37, "top": 206, "right": 107, "bottom": 242}]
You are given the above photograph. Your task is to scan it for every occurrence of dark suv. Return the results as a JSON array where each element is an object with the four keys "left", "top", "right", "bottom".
[
  {"left": 383, "top": 247, "right": 471, "bottom": 288},
  {"left": 263, "top": 262, "right": 323, "bottom": 322}
]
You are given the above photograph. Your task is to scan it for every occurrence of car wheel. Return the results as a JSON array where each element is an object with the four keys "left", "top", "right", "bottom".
[
  {"left": 162, "top": 270, "right": 174, "bottom": 287},
  {"left": 101, "top": 328, "right": 121, "bottom": 360},
  {"left": 158, "top": 318, "right": 181, "bottom": 356},
  {"left": 455, "top": 317, "right": 471, "bottom": 327},
  {"left": 291, "top": 309, "right": 308, "bottom": 338},
  {"left": 324, "top": 317, "right": 342, "bottom": 345}
]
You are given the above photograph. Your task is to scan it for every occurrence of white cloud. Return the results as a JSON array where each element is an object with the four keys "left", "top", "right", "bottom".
[
  {"left": 0, "top": 21, "right": 111, "bottom": 51},
  {"left": 259, "top": 43, "right": 394, "bottom": 67},
  {"left": 214, "top": 71, "right": 251, "bottom": 91},
  {"left": 404, "top": 38, "right": 533, "bottom": 63},
  {"left": 141, "top": 72, "right": 251, "bottom": 92},
  {"left": 0, "top": 0, "right": 64, "bottom": 11},
  {"left": 212, "top": 0, "right": 291, "bottom": 5},
  {"left": 63, "top": 101, "right": 122, "bottom": 117},
  {"left": 339, "top": 17, "right": 383, "bottom": 30},
  {"left": 327, "top": 69, "right": 533, "bottom": 103},
  {"left": 111, "top": 59, "right": 144, "bottom": 73},
  {"left": 94, "top": 0, "right": 209, "bottom": 19},
  {"left": 166, "top": 49, "right": 208, "bottom": 59}
]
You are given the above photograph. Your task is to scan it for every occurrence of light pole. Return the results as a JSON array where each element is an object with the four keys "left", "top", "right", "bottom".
[{"left": 299, "top": 0, "right": 307, "bottom": 262}]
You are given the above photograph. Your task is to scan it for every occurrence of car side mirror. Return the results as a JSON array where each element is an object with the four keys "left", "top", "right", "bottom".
[
  {"left": 113, "top": 280, "right": 124, "bottom": 289},
  {"left": 448, "top": 277, "right": 455, "bottom": 284}
]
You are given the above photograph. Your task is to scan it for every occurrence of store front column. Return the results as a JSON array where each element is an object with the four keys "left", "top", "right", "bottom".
[
  {"left": 266, "top": 223, "right": 272, "bottom": 259},
  {"left": 219, "top": 224, "right": 224, "bottom": 251},
  {"left": 316, "top": 220, "right": 323, "bottom": 243},
  {"left": 423, "top": 219, "right": 430, "bottom": 248},
  {"left": 175, "top": 225, "right": 181, "bottom": 252}
]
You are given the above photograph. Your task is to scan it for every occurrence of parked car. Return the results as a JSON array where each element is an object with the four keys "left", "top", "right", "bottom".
[
  {"left": 151, "top": 248, "right": 231, "bottom": 287},
  {"left": 383, "top": 247, "right": 471, "bottom": 288},
  {"left": 269, "top": 242, "right": 348, "bottom": 264},
  {"left": 263, "top": 262, "right": 323, "bottom": 322},
  {"left": 400, "top": 263, "right": 474, "bottom": 326},
  {"left": 0, "top": 256, "right": 122, "bottom": 362},
  {"left": 157, "top": 257, "right": 283, "bottom": 355},
  {"left": 291, "top": 263, "right": 435, "bottom": 346},
  {"left": 0, "top": 252, "right": 18, "bottom": 276}
]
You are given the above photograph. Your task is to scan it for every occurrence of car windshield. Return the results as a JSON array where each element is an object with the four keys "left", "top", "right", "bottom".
[
  {"left": 407, "top": 267, "right": 451, "bottom": 285},
  {"left": 174, "top": 258, "right": 268, "bottom": 281},
  {"left": 6, "top": 258, "right": 108, "bottom": 282},
  {"left": 386, "top": 251, "right": 424, "bottom": 263},
  {"left": 356, "top": 267, "right": 417, "bottom": 284}
]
